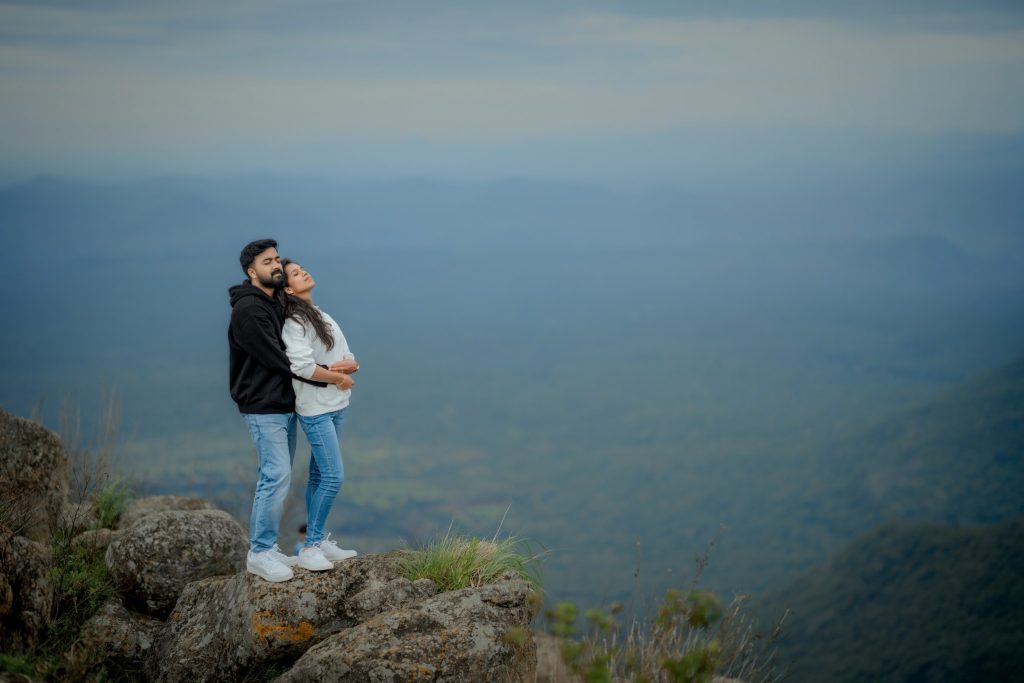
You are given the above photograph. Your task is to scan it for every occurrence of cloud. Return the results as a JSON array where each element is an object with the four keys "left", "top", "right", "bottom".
[{"left": 1, "top": 1, "right": 1023, "bottom": 177}]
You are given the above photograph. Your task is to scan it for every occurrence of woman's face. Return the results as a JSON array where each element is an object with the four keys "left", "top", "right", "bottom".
[{"left": 284, "top": 262, "right": 315, "bottom": 296}]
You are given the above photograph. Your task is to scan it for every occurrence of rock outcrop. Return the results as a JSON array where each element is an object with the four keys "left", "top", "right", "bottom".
[
  {"left": 147, "top": 551, "right": 435, "bottom": 682},
  {"left": 76, "top": 598, "right": 162, "bottom": 676},
  {"left": 279, "top": 577, "right": 537, "bottom": 683},
  {"left": 115, "top": 495, "right": 217, "bottom": 530},
  {"left": 0, "top": 409, "right": 68, "bottom": 541},
  {"left": 0, "top": 414, "right": 544, "bottom": 683},
  {"left": 0, "top": 530, "right": 53, "bottom": 651},
  {"left": 105, "top": 509, "right": 247, "bottom": 617}
]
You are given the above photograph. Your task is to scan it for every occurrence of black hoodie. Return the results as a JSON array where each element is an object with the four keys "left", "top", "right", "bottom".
[{"left": 228, "top": 281, "right": 319, "bottom": 413}]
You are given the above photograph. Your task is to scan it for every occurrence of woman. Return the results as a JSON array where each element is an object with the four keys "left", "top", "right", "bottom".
[{"left": 280, "top": 258, "right": 360, "bottom": 571}]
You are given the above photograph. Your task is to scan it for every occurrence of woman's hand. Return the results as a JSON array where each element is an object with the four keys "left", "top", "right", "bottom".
[
  {"left": 331, "top": 359, "right": 359, "bottom": 374},
  {"left": 336, "top": 374, "right": 356, "bottom": 390}
]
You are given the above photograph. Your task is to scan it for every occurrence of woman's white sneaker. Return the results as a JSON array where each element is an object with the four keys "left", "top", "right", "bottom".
[
  {"left": 298, "top": 545, "right": 333, "bottom": 571},
  {"left": 268, "top": 543, "right": 299, "bottom": 567},
  {"left": 319, "top": 533, "right": 358, "bottom": 561},
  {"left": 247, "top": 550, "right": 294, "bottom": 582}
]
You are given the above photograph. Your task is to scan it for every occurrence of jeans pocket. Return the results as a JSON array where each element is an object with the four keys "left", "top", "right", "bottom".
[{"left": 244, "top": 415, "right": 264, "bottom": 447}]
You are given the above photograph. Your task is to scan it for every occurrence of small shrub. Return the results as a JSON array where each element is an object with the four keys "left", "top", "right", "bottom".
[
  {"left": 546, "top": 588, "right": 780, "bottom": 683},
  {"left": 47, "top": 540, "right": 117, "bottom": 652},
  {"left": 401, "top": 531, "right": 540, "bottom": 592},
  {"left": 93, "top": 480, "right": 131, "bottom": 529},
  {"left": 0, "top": 652, "right": 39, "bottom": 675}
]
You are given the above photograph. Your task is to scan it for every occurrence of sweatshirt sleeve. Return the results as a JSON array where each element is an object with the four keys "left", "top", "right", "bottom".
[
  {"left": 337, "top": 329, "right": 355, "bottom": 361},
  {"left": 324, "top": 311, "right": 355, "bottom": 361},
  {"left": 233, "top": 308, "right": 294, "bottom": 377},
  {"left": 281, "top": 318, "right": 317, "bottom": 380}
]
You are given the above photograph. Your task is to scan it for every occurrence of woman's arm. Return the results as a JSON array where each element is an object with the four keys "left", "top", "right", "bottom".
[
  {"left": 325, "top": 316, "right": 358, "bottom": 374},
  {"left": 310, "top": 365, "right": 355, "bottom": 389},
  {"left": 282, "top": 319, "right": 354, "bottom": 388},
  {"left": 330, "top": 359, "right": 359, "bottom": 374}
]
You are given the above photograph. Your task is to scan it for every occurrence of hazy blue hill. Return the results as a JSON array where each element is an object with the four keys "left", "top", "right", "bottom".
[
  {"left": 854, "top": 233, "right": 1021, "bottom": 292},
  {"left": 633, "top": 352, "right": 1024, "bottom": 595},
  {"left": 758, "top": 518, "right": 1024, "bottom": 683},
  {"left": 802, "top": 353, "right": 1024, "bottom": 535}
]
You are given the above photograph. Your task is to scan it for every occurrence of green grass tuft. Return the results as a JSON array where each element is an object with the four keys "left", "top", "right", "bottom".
[
  {"left": 93, "top": 479, "right": 131, "bottom": 529},
  {"left": 0, "top": 652, "right": 40, "bottom": 675},
  {"left": 401, "top": 531, "right": 541, "bottom": 592}
]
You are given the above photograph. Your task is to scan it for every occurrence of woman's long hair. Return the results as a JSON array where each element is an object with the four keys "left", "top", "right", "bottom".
[{"left": 280, "top": 258, "right": 335, "bottom": 350}]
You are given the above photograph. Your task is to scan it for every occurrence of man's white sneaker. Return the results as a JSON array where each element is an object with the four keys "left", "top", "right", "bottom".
[
  {"left": 298, "top": 545, "right": 333, "bottom": 571},
  {"left": 319, "top": 533, "right": 358, "bottom": 561},
  {"left": 247, "top": 550, "right": 294, "bottom": 582},
  {"left": 268, "top": 543, "right": 299, "bottom": 567}
]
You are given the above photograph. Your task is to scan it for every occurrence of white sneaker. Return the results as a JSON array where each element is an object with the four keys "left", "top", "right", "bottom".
[
  {"left": 247, "top": 549, "right": 294, "bottom": 582},
  {"left": 319, "top": 533, "right": 358, "bottom": 561},
  {"left": 268, "top": 543, "right": 299, "bottom": 567},
  {"left": 298, "top": 545, "right": 333, "bottom": 571}
]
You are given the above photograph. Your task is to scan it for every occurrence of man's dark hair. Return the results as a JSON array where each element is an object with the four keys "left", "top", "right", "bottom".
[{"left": 239, "top": 239, "right": 278, "bottom": 275}]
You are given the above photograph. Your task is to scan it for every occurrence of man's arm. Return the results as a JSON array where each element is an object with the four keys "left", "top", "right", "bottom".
[
  {"left": 282, "top": 318, "right": 355, "bottom": 389},
  {"left": 235, "top": 309, "right": 328, "bottom": 386},
  {"left": 310, "top": 365, "right": 355, "bottom": 389}
]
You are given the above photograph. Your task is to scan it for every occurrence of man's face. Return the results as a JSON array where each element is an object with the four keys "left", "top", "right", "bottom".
[{"left": 249, "top": 247, "right": 284, "bottom": 288}]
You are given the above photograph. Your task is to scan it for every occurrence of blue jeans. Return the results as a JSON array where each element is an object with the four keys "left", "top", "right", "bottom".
[
  {"left": 243, "top": 412, "right": 296, "bottom": 552},
  {"left": 298, "top": 408, "right": 346, "bottom": 546}
]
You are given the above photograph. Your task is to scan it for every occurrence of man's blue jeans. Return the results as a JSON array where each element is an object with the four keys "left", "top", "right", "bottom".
[
  {"left": 243, "top": 412, "right": 296, "bottom": 552},
  {"left": 297, "top": 408, "right": 346, "bottom": 546}
]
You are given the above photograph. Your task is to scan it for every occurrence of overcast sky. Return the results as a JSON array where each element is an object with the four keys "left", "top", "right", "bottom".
[{"left": 2, "top": 0, "right": 1023, "bottom": 182}]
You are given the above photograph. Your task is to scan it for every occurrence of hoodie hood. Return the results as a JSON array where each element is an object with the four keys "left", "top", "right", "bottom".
[{"left": 229, "top": 281, "right": 278, "bottom": 308}]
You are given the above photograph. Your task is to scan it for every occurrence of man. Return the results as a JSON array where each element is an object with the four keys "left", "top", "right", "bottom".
[{"left": 228, "top": 239, "right": 313, "bottom": 582}]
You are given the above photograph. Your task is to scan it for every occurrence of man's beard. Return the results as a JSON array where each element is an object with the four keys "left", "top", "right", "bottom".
[{"left": 257, "top": 269, "right": 284, "bottom": 289}]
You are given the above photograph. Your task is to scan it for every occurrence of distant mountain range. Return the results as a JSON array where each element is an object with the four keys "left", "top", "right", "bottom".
[
  {"left": 758, "top": 517, "right": 1024, "bottom": 683},
  {"left": 5, "top": 172, "right": 1024, "bottom": 263},
  {"left": 803, "top": 353, "right": 1024, "bottom": 534},
  {"left": 752, "top": 354, "right": 1024, "bottom": 681}
]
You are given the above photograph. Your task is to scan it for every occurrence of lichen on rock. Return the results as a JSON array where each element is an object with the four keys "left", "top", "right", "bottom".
[
  {"left": 0, "top": 530, "right": 53, "bottom": 652},
  {"left": 115, "top": 495, "right": 217, "bottom": 530},
  {"left": 105, "top": 508, "right": 247, "bottom": 617},
  {"left": 147, "top": 551, "right": 435, "bottom": 683},
  {"left": 0, "top": 409, "right": 69, "bottom": 541},
  {"left": 278, "top": 577, "right": 538, "bottom": 683}
]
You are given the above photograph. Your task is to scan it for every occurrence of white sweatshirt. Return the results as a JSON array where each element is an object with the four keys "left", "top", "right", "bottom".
[{"left": 281, "top": 307, "right": 355, "bottom": 417}]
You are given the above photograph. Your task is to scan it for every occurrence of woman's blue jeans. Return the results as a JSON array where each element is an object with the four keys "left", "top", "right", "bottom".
[
  {"left": 244, "top": 412, "right": 297, "bottom": 553},
  {"left": 297, "top": 408, "right": 346, "bottom": 546}
]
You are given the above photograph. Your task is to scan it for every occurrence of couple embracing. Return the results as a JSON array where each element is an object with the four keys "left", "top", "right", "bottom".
[{"left": 228, "top": 238, "right": 358, "bottom": 583}]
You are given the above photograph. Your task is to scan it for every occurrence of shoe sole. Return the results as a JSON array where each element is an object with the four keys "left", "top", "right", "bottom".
[
  {"left": 247, "top": 564, "right": 294, "bottom": 582},
  {"left": 298, "top": 561, "right": 333, "bottom": 571},
  {"left": 322, "top": 551, "right": 359, "bottom": 562}
]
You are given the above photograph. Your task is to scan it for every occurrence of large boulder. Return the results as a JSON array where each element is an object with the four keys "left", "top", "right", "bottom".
[
  {"left": 0, "top": 530, "right": 53, "bottom": 651},
  {"left": 105, "top": 509, "right": 247, "bottom": 617},
  {"left": 74, "top": 598, "right": 162, "bottom": 677},
  {"left": 0, "top": 409, "right": 68, "bottom": 541},
  {"left": 115, "top": 495, "right": 217, "bottom": 530},
  {"left": 147, "top": 551, "right": 435, "bottom": 683},
  {"left": 279, "top": 577, "right": 537, "bottom": 682}
]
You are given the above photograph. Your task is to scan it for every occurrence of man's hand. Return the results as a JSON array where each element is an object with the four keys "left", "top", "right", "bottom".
[
  {"left": 336, "top": 374, "right": 356, "bottom": 390},
  {"left": 331, "top": 359, "right": 359, "bottom": 374}
]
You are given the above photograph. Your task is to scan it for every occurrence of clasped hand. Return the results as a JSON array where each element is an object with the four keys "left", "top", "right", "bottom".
[{"left": 330, "top": 359, "right": 358, "bottom": 390}]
